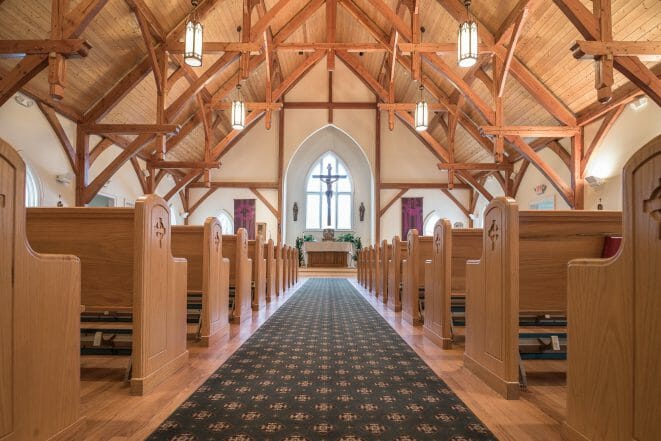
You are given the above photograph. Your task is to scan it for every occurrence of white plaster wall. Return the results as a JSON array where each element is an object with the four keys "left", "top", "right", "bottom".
[
  {"left": 472, "top": 176, "right": 506, "bottom": 228},
  {"left": 515, "top": 146, "right": 572, "bottom": 210},
  {"left": 0, "top": 95, "right": 144, "bottom": 209},
  {"left": 582, "top": 103, "right": 661, "bottom": 210},
  {"left": 380, "top": 188, "right": 471, "bottom": 240},
  {"left": 284, "top": 125, "right": 372, "bottom": 246}
]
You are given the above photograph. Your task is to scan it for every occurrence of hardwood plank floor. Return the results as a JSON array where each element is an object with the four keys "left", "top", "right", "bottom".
[{"left": 78, "top": 277, "right": 565, "bottom": 440}]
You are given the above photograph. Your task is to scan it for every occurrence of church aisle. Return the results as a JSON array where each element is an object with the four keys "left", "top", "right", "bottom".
[{"left": 147, "top": 278, "right": 495, "bottom": 440}]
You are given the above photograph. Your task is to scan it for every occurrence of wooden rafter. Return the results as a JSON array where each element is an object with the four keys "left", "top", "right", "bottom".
[
  {"left": 250, "top": 188, "right": 279, "bottom": 217},
  {"left": 187, "top": 187, "right": 219, "bottom": 216},
  {"left": 82, "top": 124, "right": 180, "bottom": 135},
  {"left": 89, "top": 138, "right": 113, "bottom": 163},
  {"left": 511, "top": 160, "right": 529, "bottom": 197},
  {"left": 132, "top": 4, "right": 163, "bottom": 94},
  {"left": 552, "top": 0, "right": 661, "bottom": 106},
  {"left": 164, "top": 170, "right": 204, "bottom": 202},
  {"left": 37, "top": 101, "right": 76, "bottom": 170},
  {"left": 0, "top": 0, "right": 108, "bottom": 107},
  {"left": 497, "top": 7, "right": 528, "bottom": 97},
  {"left": 380, "top": 189, "right": 408, "bottom": 217},
  {"left": 327, "top": 0, "right": 337, "bottom": 71},
  {"left": 441, "top": 189, "right": 471, "bottom": 217},
  {"left": 437, "top": 163, "right": 513, "bottom": 171},
  {"left": 189, "top": 181, "right": 279, "bottom": 189},
  {"left": 581, "top": 105, "right": 625, "bottom": 174},
  {"left": 480, "top": 125, "right": 580, "bottom": 137},
  {"left": 0, "top": 39, "right": 91, "bottom": 58},
  {"left": 130, "top": 156, "right": 148, "bottom": 194},
  {"left": 380, "top": 182, "right": 470, "bottom": 189},
  {"left": 572, "top": 41, "right": 661, "bottom": 60},
  {"left": 150, "top": 161, "right": 221, "bottom": 169}
]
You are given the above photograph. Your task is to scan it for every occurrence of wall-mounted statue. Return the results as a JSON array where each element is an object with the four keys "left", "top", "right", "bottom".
[
  {"left": 359, "top": 202, "right": 365, "bottom": 222},
  {"left": 293, "top": 202, "right": 299, "bottom": 221}
]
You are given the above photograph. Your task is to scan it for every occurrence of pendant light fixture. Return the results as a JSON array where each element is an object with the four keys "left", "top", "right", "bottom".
[
  {"left": 184, "top": 0, "right": 204, "bottom": 67},
  {"left": 231, "top": 83, "right": 246, "bottom": 130},
  {"left": 457, "top": 0, "right": 478, "bottom": 68},
  {"left": 414, "top": 84, "right": 428, "bottom": 132}
]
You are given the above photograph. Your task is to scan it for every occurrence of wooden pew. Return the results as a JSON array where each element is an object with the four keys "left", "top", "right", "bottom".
[
  {"left": 264, "top": 239, "right": 276, "bottom": 302},
  {"left": 292, "top": 247, "right": 298, "bottom": 285},
  {"left": 27, "top": 195, "right": 189, "bottom": 396},
  {"left": 366, "top": 246, "right": 373, "bottom": 293},
  {"left": 171, "top": 218, "right": 230, "bottom": 346},
  {"left": 562, "top": 135, "right": 660, "bottom": 441},
  {"left": 387, "top": 236, "right": 408, "bottom": 312},
  {"left": 283, "top": 245, "right": 290, "bottom": 290},
  {"left": 287, "top": 246, "right": 295, "bottom": 288},
  {"left": 380, "top": 240, "right": 391, "bottom": 304},
  {"left": 248, "top": 236, "right": 266, "bottom": 311},
  {"left": 275, "top": 244, "right": 284, "bottom": 295},
  {"left": 1, "top": 138, "right": 86, "bottom": 440},
  {"left": 373, "top": 243, "right": 381, "bottom": 298},
  {"left": 357, "top": 248, "right": 364, "bottom": 286},
  {"left": 424, "top": 221, "right": 482, "bottom": 349},
  {"left": 401, "top": 229, "right": 433, "bottom": 325},
  {"left": 222, "top": 228, "right": 252, "bottom": 323},
  {"left": 464, "top": 198, "right": 621, "bottom": 399}
]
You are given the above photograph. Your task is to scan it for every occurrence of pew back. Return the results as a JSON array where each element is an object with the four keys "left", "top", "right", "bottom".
[
  {"left": 402, "top": 229, "right": 433, "bottom": 325},
  {"left": 223, "top": 228, "right": 252, "bottom": 323},
  {"left": 27, "top": 195, "right": 189, "bottom": 396},
  {"left": 1, "top": 138, "right": 84, "bottom": 439},
  {"left": 264, "top": 239, "right": 276, "bottom": 302},
  {"left": 563, "top": 135, "right": 661, "bottom": 441},
  {"left": 464, "top": 198, "right": 622, "bottom": 399},
  {"left": 380, "top": 241, "right": 391, "bottom": 303},
  {"left": 387, "top": 237, "right": 407, "bottom": 312},
  {"left": 248, "top": 236, "right": 266, "bottom": 310},
  {"left": 171, "top": 218, "right": 229, "bottom": 345}
]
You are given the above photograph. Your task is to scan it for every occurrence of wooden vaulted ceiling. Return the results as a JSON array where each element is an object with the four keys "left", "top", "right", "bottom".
[{"left": 0, "top": 0, "right": 659, "bottom": 206}]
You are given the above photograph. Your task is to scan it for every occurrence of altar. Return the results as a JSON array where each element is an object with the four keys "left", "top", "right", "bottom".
[{"left": 302, "top": 241, "right": 353, "bottom": 268}]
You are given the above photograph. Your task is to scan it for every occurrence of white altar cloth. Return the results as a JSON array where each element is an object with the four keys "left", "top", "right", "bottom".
[{"left": 302, "top": 241, "right": 354, "bottom": 267}]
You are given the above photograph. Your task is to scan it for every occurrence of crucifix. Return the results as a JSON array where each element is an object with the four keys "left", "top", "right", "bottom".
[{"left": 313, "top": 163, "right": 347, "bottom": 226}]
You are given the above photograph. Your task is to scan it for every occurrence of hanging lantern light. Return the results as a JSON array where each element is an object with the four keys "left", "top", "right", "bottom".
[
  {"left": 457, "top": 0, "right": 478, "bottom": 68},
  {"left": 184, "top": 0, "right": 204, "bottom": 67},
  {"left": 231, "top": 84, "right": 246, "bottom": 130},
  {"left": 414, "top": 84, "right": 428, "bottom": 132}
]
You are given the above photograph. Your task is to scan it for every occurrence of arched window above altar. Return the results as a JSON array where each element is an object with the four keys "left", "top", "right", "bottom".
[{"left": 305, "top": 152, "right": 353, "bottom": 231}]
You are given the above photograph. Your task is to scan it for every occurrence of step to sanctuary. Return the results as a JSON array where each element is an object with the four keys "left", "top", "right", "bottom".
[{"left": 298, "top": 266, "right": 357, "bottom": 278}]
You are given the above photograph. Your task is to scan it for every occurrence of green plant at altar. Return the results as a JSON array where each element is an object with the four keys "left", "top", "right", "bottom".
[
  {"left": 335, "top": 233, "right": 362, "bottom": 261},
  {"left": 295, "top": 235, "right": 315, "bottom": 266}
]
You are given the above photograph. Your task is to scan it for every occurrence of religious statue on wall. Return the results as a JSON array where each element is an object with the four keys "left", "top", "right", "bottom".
[
  {"left": 293, "top": 202, "right": 299, "bottom": 221},
  {"left": 359, "top": 202, "right": 365, "bottom": 221}
]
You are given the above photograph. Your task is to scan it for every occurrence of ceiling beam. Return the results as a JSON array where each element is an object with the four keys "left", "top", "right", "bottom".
[
  {"left": 480, "top": 125, "right": 580, "bottom": 137},
  {"left": 164, "top": 170, "right": 204, "bottom": 202},
  {"left": 0, "top": 39, "right": 91, "bottom": 58},
  {"left": 189, "top": 181, "right": 279, "bottom": 189},
  {"left": 37, "top": 101, "right": 76, "bottom": 170},
  {"left": 552, "top": 0, "right": 661, "bottom": 106},
  {"left": 0, "top": 0, "right": 108, "bottom": 107},
  {"left": 497, "top": 8, "right": 528, "bottom": 97},
  {"left": 82, "top": 124, "right": 180, "bottom": 135},
  {"left": 380, "top": 182, "right": 470, "bottom": 189},
  {"left": 437, "top": 162, "right": 513, "bottom": 171},
  {"left": 572, "top": 41, "right": 661, "bottom": 60}
]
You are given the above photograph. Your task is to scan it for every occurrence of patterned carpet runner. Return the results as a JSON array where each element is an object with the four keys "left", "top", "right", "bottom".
[{"left": 148, "top": 278, "right": 496, "bottom": 441}]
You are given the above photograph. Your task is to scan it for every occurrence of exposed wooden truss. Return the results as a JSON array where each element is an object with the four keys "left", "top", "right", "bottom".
[{"left": 2, "top": 0, "right": 659, "bottom": 218}]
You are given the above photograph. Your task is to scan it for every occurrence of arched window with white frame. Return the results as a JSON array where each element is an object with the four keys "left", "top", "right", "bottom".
[
  {"left": 24, "top": 161, "right": 41, "bottom": 207},
  {"left": 217, "top": 210, "right": 234, "bottom": 235},
  {"left": 305, "top": 152, "right": 353, "bottom": 230},
  {"left": 423, "top": 211, "right": 441, "bottom": 236}
]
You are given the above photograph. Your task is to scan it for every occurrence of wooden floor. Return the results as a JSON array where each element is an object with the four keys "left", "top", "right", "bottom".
[{"left": 78, "top": 277, "right": 566, "bottom": 441}]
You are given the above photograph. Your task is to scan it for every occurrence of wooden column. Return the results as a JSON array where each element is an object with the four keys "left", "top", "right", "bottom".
[
  {"left": 49, "top": 0, "right": 67, "bottom": 100},
  {"left": 594, "top": 0, "right": 614, "bottom": 103},
  {"left": 571, "top": 131, "right": 585, "bottom": 209},
  {"left": 375, "top": 107, "right": 382, "bottom": 244},
  {"left": 75, "top": 125, "right": 89, "bottom": 206},
  {"left": 277, "top": 105, "right": 284, "bottom": 244}
]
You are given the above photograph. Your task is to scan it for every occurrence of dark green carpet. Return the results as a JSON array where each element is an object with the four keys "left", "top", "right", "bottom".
[{"left": 148, "top": 278, "right": 496, "bottom": 441}]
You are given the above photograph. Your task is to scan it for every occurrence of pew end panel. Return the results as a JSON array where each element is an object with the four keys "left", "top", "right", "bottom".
[
  {"left": 201, "top": 218, "right": 230, "bottom": 345},
  {"left": 423, "top": 220, "right": 453, "bottom": 350},
  {"left": 265, "top": 240, "right": 276, "bottom": 302},
  {"left": 464, "top": 198, "right": 520, "bottom": 400},
  {"left": 380, "top": 241, "right": 391, "bottom": 304},
  {"left": 131, "top": 195, "right": 189, "bottom": 395},
  {"left": 275, "top": 245, "right": 284, "bottom": 295},
  {"left": 224, "top": 229, "right": 252, "bottom": 324},
  {"left": 1, "top": 138, "right": 85, "bottom": 440},
  {"left": 562, "top": 135, "right": 661, "bottom": 441},
  {"left": 248, "top": 236, "right": 266, "bottom": 311},
  {"left": 387, "top": 238, "right": 406, "bottom": 312}
]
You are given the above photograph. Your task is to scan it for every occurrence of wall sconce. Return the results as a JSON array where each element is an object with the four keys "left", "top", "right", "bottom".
[{"left": 293, "top": 202, "right": 298, "bottom": 221}]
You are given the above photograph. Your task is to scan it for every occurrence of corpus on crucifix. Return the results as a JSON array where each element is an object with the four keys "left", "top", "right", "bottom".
[{"left": 313, "top": 163, "right": 347, "bottom": 227}]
